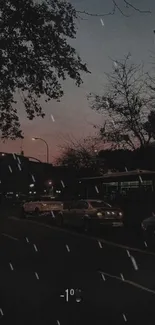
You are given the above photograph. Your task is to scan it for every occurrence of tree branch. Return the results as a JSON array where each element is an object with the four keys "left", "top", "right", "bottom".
[
  {"left": 123, "top": 0, "right": 151, "bottom": 14},
  {"left": 76, "top": 0, "right": 151, "bottom": 19}
]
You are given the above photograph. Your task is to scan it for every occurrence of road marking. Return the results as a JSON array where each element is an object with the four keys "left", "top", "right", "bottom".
[
  {"left": 144, "top": 241, "right": 148, "bottom": 247},
  {"left": 33, "top": 244, "right": 38, "bottom": 252},
  {"left": 130, "top": 255, "right": 138, "bottom": 270},
  {"left": 120, "top": 273, "right": 125, "bottom": 281},
  {"left": 57, "top": 321, "right": 60, "bottom": 325},
  {"left": 9, "top": 263, "right": 14, "bottom": 271},
  {"left": 2, "top": 233, "right": 18, "bottom": 241},
  {"left": 126, "top": 249, "right": 130, "bottom": 257},
  {"left": 35, "top": 272, "right": 39, "bottom": 280},
  {"left": 98, "top": 237, "right": 155, "bottom": 256},
  {"left": 122, "top": 314, "right": 127, "bottom": 322},
  {"left": 26, "top": 237, "right": 29, "bottom": 243},
  {"left": 98, "top": 241, "right": 102, "bottom": 248},
  {"left": 66, "top": 244, "right": 70, "bottom": 252},
  {"left": 101, "top": 273, "right": 106, "bottom": 281},
  {"left": 0, "top": 308, "right": 4, "bottom": 316},
  {"left": 9, "top": 217, "right": 155, "bottom": 256},
  {"left": 99, "top": 271, "right": 155, "bottom": 295}
]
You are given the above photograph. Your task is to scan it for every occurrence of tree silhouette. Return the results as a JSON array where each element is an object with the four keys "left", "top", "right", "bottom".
[
  {"left": 56, "top": 135, "right": 104, "bottom": 170},
  {"left": 0, "top": 0, "right": 90, "bottom": 139},
  {"left": 88, "top": 53, "right": 155, "bottom": 150},
  {"left": 0, "top": 0, "right": 151, "bottom": 139}
]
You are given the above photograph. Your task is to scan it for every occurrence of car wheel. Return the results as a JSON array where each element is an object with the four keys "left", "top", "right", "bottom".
[
  {"left": 21, "top": 207, "right": 26, "bottom": 219},
  {"left": 146, "top": 226, "right": 154, "bottom": 238},
  {"left": 57, "top": 212, "right": 64, "bottom": 227},
  {"left": 34, "top": 207, "right": 40, "bottom": 217},
  {"left": 83, "top": 217, "right": 91, "bottom": 232}
]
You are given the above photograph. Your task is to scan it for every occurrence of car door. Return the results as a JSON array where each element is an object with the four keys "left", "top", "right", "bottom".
[
  {"left": 71, "top": 201, "right": 89, "bottom": 227},
  {"left": 62, "top": 201, "right": 73, "bottom": 225},
  {"left": 63, "top": 201, "right": 78, "bottom": 226},
  {"left": 24, "top": 198, "right": 33, "bottom": 212},
  {"left": 25, "top": 197, "right": 40, "bottom": 214}
]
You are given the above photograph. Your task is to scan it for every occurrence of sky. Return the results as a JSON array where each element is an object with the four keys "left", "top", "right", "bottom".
[{"left": 1, "top": 0, "right": 155, "bottom": 163}]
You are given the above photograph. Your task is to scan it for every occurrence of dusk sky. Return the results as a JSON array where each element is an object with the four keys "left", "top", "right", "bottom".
[{"left": 1, "top": 0, "right": 155, "bottom": 163}]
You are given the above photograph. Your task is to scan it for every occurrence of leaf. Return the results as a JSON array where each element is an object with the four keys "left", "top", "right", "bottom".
[{"left": 0, "top": 0, "right": 90, "bottom": 138}]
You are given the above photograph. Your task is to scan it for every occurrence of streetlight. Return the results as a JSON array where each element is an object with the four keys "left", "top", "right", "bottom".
[{"left": 32, "top": 137, "right": 49, "bottom": 163}]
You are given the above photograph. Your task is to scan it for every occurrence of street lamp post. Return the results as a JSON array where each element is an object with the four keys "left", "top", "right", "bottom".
[{"left": 32, "top": 137, "right": 49, "bottom": 163}]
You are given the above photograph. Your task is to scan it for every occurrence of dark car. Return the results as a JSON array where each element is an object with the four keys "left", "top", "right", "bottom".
[
  {"left": 56, "top": 199, "right": 124, "bottom": 230},
  {"left": 141, "top": 213, "right": 155, "bottom": 242},
  {"left": 141, "top": 212, "right": 155, "bottom": 247}
]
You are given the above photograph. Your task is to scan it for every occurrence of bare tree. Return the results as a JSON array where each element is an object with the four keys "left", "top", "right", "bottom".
[
  {"left": 88, "top": 53, "right": 155, "bottom": 150},
  {"left": 143, "top": 110, "right": 155, "bottom": 141},
  {"left": 0, "top": 0, "right": 151, "bottom": 139},
  {"left": 56, "top": 134, "right": 103, "bottom": 169}
]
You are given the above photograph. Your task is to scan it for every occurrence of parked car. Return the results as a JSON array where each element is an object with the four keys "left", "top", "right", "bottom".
[
  {"left": 56, "top": 199, "right": 123, "bottom": 230},
  {"left": 21, "top": 196, "right": 63, "bottom": 218},
  {"left": 141, "top": 212, "right": 155, "bottom": 240}
]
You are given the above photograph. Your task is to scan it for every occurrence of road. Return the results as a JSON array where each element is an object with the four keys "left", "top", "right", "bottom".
[{"left": 0, "top": 213, "right": 155, "bottom": 324}]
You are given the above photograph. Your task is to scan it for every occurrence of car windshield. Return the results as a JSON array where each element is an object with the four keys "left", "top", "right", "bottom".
[
  {"left": 89, "top": 201, "right": 112, "bottom": 208},
  {"left": 40, "top": 196, "right": 55, "bottom": 201}
]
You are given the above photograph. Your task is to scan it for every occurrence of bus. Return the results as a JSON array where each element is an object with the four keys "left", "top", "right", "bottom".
[{"left": 77, "top": 170, "right": 155, "bottom": 202}]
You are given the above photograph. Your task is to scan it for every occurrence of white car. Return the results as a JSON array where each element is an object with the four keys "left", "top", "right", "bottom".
[{"left": 21, "top": 196, "right": 63, "bottom": 218}]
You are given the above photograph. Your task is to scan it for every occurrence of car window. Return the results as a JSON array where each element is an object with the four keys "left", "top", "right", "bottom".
[
  {"left": 28, "top": 197, "right": 40, "bottom": 202},
  {"left": 63, "top": 201, "right": 72, "bottom": 209},
  {"left": 70, "top": 201, "right": 77, "bottom": 209},
  {"left": 89, "top": 201, "right": 111, "bottom": 208},
  {"left": 40, "top": 196, "right": 55, "bottom": 201},
  {"left": 75, "top": 201, "right": 89, "bottom": 209},
  {"left": 26, "top": 197, "right": 34, "bottom": 202},
  {"left": 64, "top": 201, "right": 79, "bottom": 209}
]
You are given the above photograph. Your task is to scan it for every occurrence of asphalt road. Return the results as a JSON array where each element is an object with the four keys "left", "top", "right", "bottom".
[{"left": 0, "top": 213, "right": 155, "bottom": 324}]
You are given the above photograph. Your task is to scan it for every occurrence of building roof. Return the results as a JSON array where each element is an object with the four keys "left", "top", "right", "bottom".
[{"left": 79, "top": 170, "right": 155, "bottom": 181}]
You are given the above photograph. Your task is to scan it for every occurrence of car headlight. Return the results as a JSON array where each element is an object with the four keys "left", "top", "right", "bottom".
[
  {"left": 141, "top": 223, "right": 146, "bottom": 230},
  {"left": 97, "top": 212, "right": 103, "bottom": 217}
]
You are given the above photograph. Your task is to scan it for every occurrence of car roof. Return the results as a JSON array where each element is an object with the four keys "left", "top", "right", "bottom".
[{"left": 81, "top": 199, "right": 105, "bottom": 202}]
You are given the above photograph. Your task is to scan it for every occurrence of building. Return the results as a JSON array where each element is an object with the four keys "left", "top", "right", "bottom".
[{"left": 0, "top": 152, "right": 78, "bottom": 197}]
